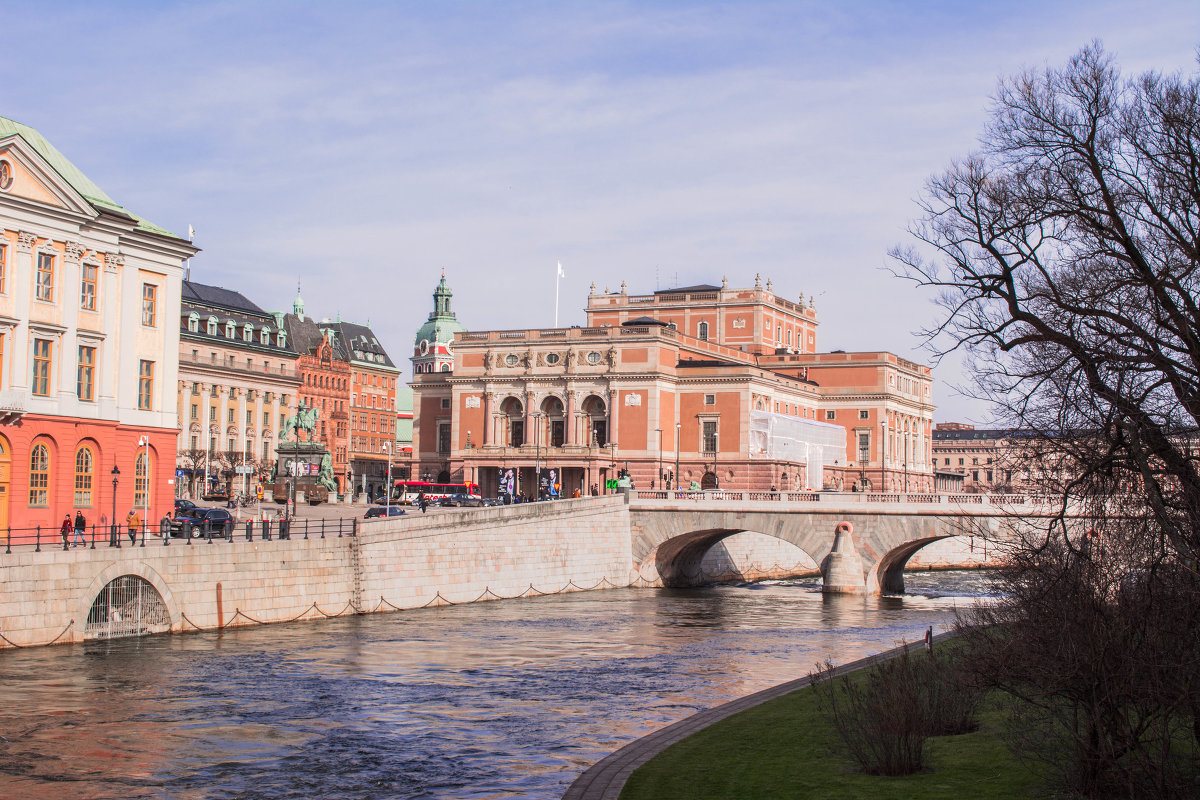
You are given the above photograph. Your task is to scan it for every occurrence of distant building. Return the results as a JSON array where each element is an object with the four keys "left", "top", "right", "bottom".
[
  {"left": 0, "top": 116, "right": 196, "bottom": 530},
  {"left": 281, "top": 289, "right": 351, "bottom": 494},
  {"left": 410, "top": 275, "right": 934, "bottom": 497},
  {"left": 327, "top": 319, "right": 400, "bottom": 500},
  {"left": 176, "top": 280, "right": 300, "bottom": 499},
  {"left": 931, "top": 423, "right": 1015, "bottom": 492}
]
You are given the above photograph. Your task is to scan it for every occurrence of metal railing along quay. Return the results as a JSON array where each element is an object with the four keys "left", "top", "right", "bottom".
[
  {"left": 629, "top": 489, "right": 1050, "bottom": 506},
  {"left": 1, "top": 517, "right": 358, "bottom": 553}
]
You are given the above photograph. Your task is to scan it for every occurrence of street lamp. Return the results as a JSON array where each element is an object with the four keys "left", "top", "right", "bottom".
[
  {"left": 608, "top": 440, "right": 618, "bottom": 493},
  {"left": 110, "top": 464, "right": 120, "bottom": 548},
  {"left": 655, "top": 428, "right": 662, "bottom": 491},
  {"left": 383, "top": 441, "right": 393, "bottom": 516},
  {"left": 880, "top": 420, "right": 887, "bottom": 492},
  {"left": 904, "top": 427, "right": 909, "bottom": 494},
  {"left": 675, "top": 421, "right": 681, "bottom": 492},
  {"left": 713, "top": 431, "right": 720, "bottom": 489},
  {"left": 532, "top": 412, "right": 544, "bottom": 500}
]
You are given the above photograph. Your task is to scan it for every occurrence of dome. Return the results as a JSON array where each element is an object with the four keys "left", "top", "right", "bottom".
[{"left": 413, "top": 273, "right": 466, "bottom": 348}]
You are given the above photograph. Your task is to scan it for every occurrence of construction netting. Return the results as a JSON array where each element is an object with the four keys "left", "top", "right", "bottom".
[{"left": 748, "top": 411, "right": 847, "bottom": 490}]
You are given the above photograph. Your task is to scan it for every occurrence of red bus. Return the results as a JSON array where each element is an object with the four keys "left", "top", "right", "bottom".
[{"left": 392, "top": 480, "right": 481, "bottom": 505}]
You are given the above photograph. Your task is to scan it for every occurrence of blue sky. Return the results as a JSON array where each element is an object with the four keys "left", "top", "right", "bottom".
[{"left": 4, "top": 1, "right": 1198, "bottom": 422}]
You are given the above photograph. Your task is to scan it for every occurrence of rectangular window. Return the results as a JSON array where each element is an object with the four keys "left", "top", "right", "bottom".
[
  {"left": 262, "top": 441, "right": 270, "bottom": 461},
  {"left": 704, "top": 394, "right": 715, "bottom": 405},
  {"left": 441, "top": 397, "right": 450, "bottom": 409},
  {"left": 191, "top": 435, "right": 198, "bottom": 449},
  {"left": 35, "top": 252, "right": 54, "bottom": 301},
  {"left": 858, "top": 432, "right": 870, "bottom": 455},
  {"left": 825, "top": 410, "right": 836, "bottom": 420},
  {"left": 246, "top": 409, "right": 252, "bottom": 425},
  {"left": 228, "top": 438, "right": 235, "bottom": 451},
  {"left": 142, "top": 284, "right": 157, "bottom": 326},
  {"left": 858, "top": 410, "right": 869, "bottom": 420},
  {"left": 437, "top": 423, "right": 451, "bottom": 454},
  {"left": 138, "top": 360, "right": 154, "bottom": 409},
  {"left": 191, "top": 404, "right": 198, "bottom": 420},
  {"left": 80, "top": 264, "right": 98, "bottom": 310},
  {"left": 263, "top": 411, "right": 269, "bottom": 426},
  {"left": 32, "top": 339, "right": 52, "bottom": 396},
  {"left": 209, "top": 406, "right": 217, "bottom": 421},
  {"left": 227, "top": 408, "right": 234, "bottom": 423},
  {"left": 76, "top": 345, "right": 95, "bottom": 401},
  {"left": 702, "top": 421, "right": 718, "bottom": 453}
]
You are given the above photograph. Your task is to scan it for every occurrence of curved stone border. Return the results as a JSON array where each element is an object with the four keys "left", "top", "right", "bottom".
[{"left": 562, "top": 629, "right": 959, "bottom": 799}]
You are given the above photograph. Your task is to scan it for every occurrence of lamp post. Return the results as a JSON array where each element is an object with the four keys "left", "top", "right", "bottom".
[
  {"left": 110, "top": 464, "right": 120, "bottom": 548},
  {"left": 289, "top": 402, "right": 304, "bottom": 519},
  {"left": 903, "top": 427, "right": 909, "bottom": 494},
  {"left": 533, "top": 412, "right": 544, "bottom": 500},
  {"left": 383, "top": 441, "right": 393, "bottom": 516},
  {"left": 138, "top": 435, "right": 150, "bottom": 545},
  {"left": 655, "top": 428, "right": 662, "bottom": 491},
  {"left": 608, "top": 440, "right": 618, "bottom": 493},
  {"left": 675, "top": 422, "right": 681, "bottom": 491},
  {"left": 713, "top": 431, "right": 720, "bottom": 489},
  {"left": 880, "top": 420, "right": 887, "bottom": 492}
]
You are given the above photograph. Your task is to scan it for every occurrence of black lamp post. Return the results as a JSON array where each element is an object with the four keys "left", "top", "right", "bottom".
[
  {"left": 675, "top": 422, "right": 681, "bottom": 491},
  {"left": 655, "top": 428, "right": 662, "bottom": 490},
  {"left": 110, "top": 464, "right": 120, "bottom": 547}
]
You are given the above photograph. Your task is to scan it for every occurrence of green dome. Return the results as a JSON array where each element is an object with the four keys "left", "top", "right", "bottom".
[{"left": 414, "top": 273, "right": 466, "bottom": 348}]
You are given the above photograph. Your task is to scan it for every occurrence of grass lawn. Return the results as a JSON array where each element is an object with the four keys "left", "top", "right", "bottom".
[{"left": 620, "top": 684, "right": 1045, "bottom": 800}]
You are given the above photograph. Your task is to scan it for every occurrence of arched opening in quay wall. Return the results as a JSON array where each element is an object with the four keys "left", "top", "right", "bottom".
[
  {"left": 84, "top": 575, "right": 171, "bottom": 640},
  {"left": 651, "top": 528, "right": 822, "bottom": 587}
]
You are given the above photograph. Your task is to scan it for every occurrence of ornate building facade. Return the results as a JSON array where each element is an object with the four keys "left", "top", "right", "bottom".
[
  {"left": 0, "top": 116, "right": 196, "bottom": 530},
  {"left": 328, "top": 320, "right": 400, "bottom": 500},
  {"left": 281, "top": 292, "right": 351, "bottom": 494},
  {"left": 410, "top": 277, "right": 934, "bottom": 497},
  {"left": 175, "top": 280, "right": 300, "bottom": 499}
]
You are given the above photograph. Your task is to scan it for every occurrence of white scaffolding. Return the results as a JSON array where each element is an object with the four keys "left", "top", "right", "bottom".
[{"left": 748, "top": 411, "right": 847, "bottom": 490}]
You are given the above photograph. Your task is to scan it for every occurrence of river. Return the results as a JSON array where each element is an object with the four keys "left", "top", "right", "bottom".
[{"left": 0, "top": 571, "right": 995, "bottom": 800}]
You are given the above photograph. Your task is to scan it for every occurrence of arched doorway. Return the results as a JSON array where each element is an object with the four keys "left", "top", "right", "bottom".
[
  {"left": 85, "top": 575, "right": 171, "bottom": 639},
  {"left": 581, "top": 395, "right": 607, "bottom": 445},
  {"left": 499, "top": 397, "right": 523, "bottom": 446},
  {"left": 436, "top": 470, "right": 451, "bottom": 483},
  {"left": 700, "top": 471, "right": 718, "bottom": 489}
]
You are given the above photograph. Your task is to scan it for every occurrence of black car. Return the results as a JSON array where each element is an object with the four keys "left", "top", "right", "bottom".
[
  {"left": 171, "top": 507, "right": 235, "bottom": 538},
  {"left": 174, "top": 498, "right": 197, "bottom": 512},
  {"left": 364, "top": 506, "right": 406, "bottom": 519},
  {"left": 442, "top": 493, "right": 485, "bottom": 508}
]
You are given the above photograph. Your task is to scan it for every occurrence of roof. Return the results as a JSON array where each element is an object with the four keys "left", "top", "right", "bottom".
[
  {"left": 0, "top": 116, "right": 181, "bottom": 238},
  {"left": 622, "top": 316, "right": 670, "bottom": 327},
  {"left": 327, "top": 321, "right": 397, "bottom": 370},
  {"left": 932, "top": 428, "right": 1015, "bottom": 441},
  {"left": 654, "top": 284, "right": 722, "bottom": 295},
  {"left": 284, "top": 314, "right": 349, "bottom": 360},
  {"left": 182, "top": 281, "right": 266, "bottom": 315}
]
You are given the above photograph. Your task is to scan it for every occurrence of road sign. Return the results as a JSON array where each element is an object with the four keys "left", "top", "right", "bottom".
[{"left": 235, "top": 466, "right": 254, "bottom": 474}]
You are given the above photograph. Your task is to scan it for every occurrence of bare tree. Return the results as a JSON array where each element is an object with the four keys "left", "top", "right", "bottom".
[
  {"left": 893, "top": 43, "right": 1200, "bottom": 796},
  {"left": 177, "top": 448, "right": 208, "bottom": 499}
]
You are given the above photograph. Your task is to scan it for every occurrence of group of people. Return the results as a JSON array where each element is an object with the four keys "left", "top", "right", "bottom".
[{"left": 59, "top": 509, "right": 145, "bottom": 547}]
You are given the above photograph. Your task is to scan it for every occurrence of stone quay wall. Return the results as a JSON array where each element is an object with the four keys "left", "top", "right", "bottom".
[{"left": 0, "top": 497, "right": 634, "bottom": 649}]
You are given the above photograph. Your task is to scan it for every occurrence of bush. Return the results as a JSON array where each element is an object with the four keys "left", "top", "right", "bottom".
[{"left": 810, "top": 645, "right": 981, "bottom": 776}]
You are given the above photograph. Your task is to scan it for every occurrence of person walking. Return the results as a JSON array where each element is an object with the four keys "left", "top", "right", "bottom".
[
  {"left": 73, "top": 511, "right": 87, "bottom": 547},
  {"left": 125, "top": 508, "right": 141, "bottom": 545},
  {"left": 417, "top": 491, "right": 427, "bottom": 513},
  {"left": 60, "top": 515, "right": 71, "bottom": 548}
]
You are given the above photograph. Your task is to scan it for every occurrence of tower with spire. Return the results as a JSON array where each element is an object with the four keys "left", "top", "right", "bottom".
[{"left": 412, "top": 271, "right": 466, "bottom": 374}]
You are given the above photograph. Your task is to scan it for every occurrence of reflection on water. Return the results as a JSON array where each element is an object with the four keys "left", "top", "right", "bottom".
[{"left": 0, "top": 572, "right": 988, "bottom": 800}]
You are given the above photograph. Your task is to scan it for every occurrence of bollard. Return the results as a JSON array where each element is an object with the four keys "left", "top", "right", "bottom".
[
  {"left": 246, "top": 520, "right": 253, "bottom": 541},
  {"left": 140, "top": 523, "right": 146, "bottom": 547},
  {"left": 35, "top": 524, "right": 41, "bottom": 553},
  {"left": 5, "top": 527, "right": 10, "bottom": 555},
  {"left": 303, "top": 520, "right": 309, "bottom": 540},
  {"left": 90, "top": 524, "right": 95, "bottom": 550}
]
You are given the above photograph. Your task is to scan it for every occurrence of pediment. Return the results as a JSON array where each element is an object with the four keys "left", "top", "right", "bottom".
[{"left": 0, "top": 134, "right": 97, "bottom": 217}]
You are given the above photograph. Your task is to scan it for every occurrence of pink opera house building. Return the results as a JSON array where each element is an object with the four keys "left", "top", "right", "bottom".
[
  {"left": 410, "top": 275, "right": 934, "bottom": 498},
  {"left": 0, "top": 117, "right": 195, "bottom": 534}
]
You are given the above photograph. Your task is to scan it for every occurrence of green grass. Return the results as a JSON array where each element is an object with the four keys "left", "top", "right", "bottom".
[{"left": 621, "top": 685, "right": 1044, "bottom": 800}]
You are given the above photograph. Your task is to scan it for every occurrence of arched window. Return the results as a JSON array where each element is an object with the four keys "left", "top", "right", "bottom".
[
  {"left": 188, "top": 312, "right": 199, "bottom": 333},
  {"left": 440, "top": 363, "right": 450, "bottom": 372},
  {"left": 277, "top": 331, "right": 287, "bottom": 348},
  {"left": 207, "top": 316, "right": 218, "bottom": 335},
  {"left": 260, "top": 328, "right": 270, "bottom": 345},
  {"left": 29, "top": 443, "right": 49, "bottom": 506},
  {"left": 134, "top": 451, "right": 150, "bottom": 509},
  {"left": 243, "top": 323, "right": 253, "bottom": 341},
  {"left": 75, "top": 446, "right": 94, "bottom": 507},
  {"left": 698, "top": 321, "right": 709, "bottom": 341},
  {"left": 225, "top": 321, "right": 235, "bottom": 338}
]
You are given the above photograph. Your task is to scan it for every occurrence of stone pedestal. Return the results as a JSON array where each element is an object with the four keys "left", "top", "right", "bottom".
[{"left": 822, "top": 521, "right": 866, "bottom": 593}]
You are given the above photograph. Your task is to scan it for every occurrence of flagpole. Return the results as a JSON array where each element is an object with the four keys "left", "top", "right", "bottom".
[{"left": 555, "top": 261, "right": 560, "bottom": 328}]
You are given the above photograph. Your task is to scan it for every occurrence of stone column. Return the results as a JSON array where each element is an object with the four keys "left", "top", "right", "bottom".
[
  {"left": 822, "top": 522, "right": 866, "bottom": 594},
  {"left": 608, "top": 387, "right": 619, "bottom": 446},
  {"left": 483, "top": 391, "right": 493, "bottom": 445},
  {"left": 563, "top": 386, "right": 574, "bottom": 445}
]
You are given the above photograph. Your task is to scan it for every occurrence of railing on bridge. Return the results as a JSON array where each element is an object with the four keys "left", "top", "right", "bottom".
[
  {"left": 629, "top": 489, "right": 1050, "bottom": 506},
  {"left": 1, "top": 517, "right": 357, "bottom": 553}
]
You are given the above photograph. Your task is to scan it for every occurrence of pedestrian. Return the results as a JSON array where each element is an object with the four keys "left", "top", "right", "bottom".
[
  {"left": 417, "top": 491, "right": 427, "bottom": 513},
  {"left": 125, "top": 508, "right": 141, "bottom": 545},
  {"left": 60, "top": 515, "right": 71, "bottom": 548},
  {"left": 73, "top": 510, "right": 87, "bottom": 547}
]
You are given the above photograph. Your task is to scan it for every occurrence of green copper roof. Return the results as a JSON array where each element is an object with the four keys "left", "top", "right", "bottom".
[
  {"left": 414, "top": 274, "right": 466, "bottom": 346},
  {"left": 0, "top": 116, "right": 180, "bottom": 238}
]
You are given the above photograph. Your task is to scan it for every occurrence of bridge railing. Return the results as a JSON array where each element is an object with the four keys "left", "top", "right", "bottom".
[
  {"left": 0, "top": 517, "right": 358, "bottom": 553},
  {"left": 630, "top": 489, "right": 1053, "bottom": 507}
]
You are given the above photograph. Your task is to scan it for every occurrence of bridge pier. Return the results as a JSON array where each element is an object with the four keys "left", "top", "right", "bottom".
[{"left": 821, "top": 522, "right": 867, "bottom": 594}]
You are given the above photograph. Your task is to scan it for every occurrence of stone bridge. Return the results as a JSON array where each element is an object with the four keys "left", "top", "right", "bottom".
[{"left": 627, "top": 490, "right": 1061, "bottom": 594}]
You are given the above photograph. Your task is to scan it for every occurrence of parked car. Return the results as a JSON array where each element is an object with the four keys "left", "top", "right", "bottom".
[
  {"left": 364, "top": 506, "right": 406, "bottom": 519},
  {"left": 442, "top": 493, "right": 485, "bottom": 508},
  {"left": 171, "top": 507, "right": 235, "bottom": 538},
  {"left": 174, "top": 498, "right": 197, "bottom": 513},
  {"left": 481, "top": 497, "right": 503, "bottom": 507}
]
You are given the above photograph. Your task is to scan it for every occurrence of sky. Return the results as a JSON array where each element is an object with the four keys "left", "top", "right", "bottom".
[{"left": 3, "top": 1, "right": 1198, "bottom": 422}]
